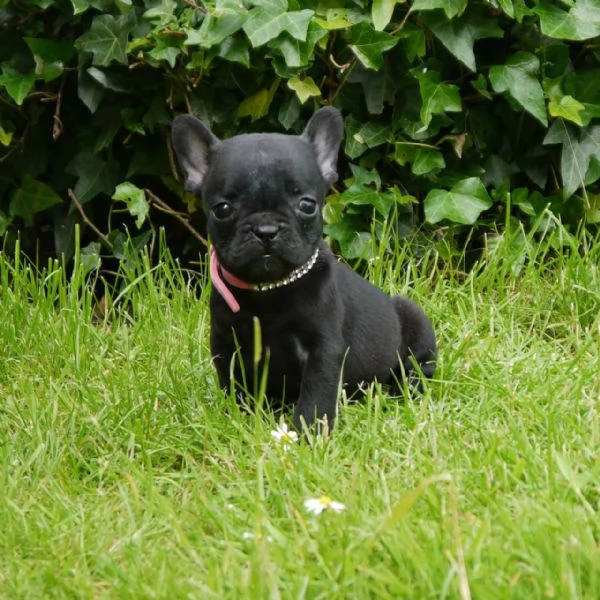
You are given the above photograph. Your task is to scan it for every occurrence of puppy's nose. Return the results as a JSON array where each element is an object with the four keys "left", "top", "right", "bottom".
[{"left": 252, "top": 224, "right": 280, "bottom": 243}]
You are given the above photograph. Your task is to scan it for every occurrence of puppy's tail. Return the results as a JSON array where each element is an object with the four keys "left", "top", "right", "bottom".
[{"left": 391, "top": 296, "right": 437, "bottom": 392}]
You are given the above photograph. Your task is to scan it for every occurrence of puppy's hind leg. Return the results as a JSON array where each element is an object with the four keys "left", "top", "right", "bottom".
[{"left": 390, "top": 296, "right": 437, "bottom": 394}]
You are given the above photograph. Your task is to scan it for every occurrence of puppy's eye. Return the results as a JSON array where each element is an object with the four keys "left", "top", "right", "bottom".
[
  {"left": 212, "top": 202, "right": 232, "bottom": 220},
  {"left": 298, "top": 197, "right": 317, "bottom": 216}
]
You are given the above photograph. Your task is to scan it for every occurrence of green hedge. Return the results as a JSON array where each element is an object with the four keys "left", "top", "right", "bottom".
[{"left": 1, "top": 0, "right": 599, "bottom": 264}]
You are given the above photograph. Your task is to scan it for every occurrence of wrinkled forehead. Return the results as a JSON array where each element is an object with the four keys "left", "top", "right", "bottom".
[{"left": 204, "top": 133, "right": 321, "bottom": 193}]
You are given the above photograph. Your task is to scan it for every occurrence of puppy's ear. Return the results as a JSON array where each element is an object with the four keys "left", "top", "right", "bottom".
[
  {"left": 171, "top": 115, "right": 220, "bottom": 195},
  {"left": 302, "top": 107, "right": 344, "bottom": 187}
]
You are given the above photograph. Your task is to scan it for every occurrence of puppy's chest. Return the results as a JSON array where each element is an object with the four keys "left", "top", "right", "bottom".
[
  {"left": 230, "top": 316, "right": 309, "bottom": 372},
  {"left": 266, "top": 333, "right": 308, "bottom": 375}
]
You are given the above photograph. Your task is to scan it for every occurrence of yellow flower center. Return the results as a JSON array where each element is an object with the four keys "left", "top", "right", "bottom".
[
  {"left": 319, "top": 496, "right": 332, "bottom": 507},
  {"left": 281, "top": 432, "right": 293, "bottom": 443}
]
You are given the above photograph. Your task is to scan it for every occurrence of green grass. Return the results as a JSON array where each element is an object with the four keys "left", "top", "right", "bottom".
[{"left": 1, "top": 224, "right": 599, "bottom": 599}]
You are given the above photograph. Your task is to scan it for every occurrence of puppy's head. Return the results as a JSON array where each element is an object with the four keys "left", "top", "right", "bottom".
[{"left": 171, "top": 107, "right": 343, "bottom": 283}]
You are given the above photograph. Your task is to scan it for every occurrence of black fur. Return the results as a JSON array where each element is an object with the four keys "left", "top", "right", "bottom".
[{"left": 172, "top": 108, "right": 436, "bottom": 430}]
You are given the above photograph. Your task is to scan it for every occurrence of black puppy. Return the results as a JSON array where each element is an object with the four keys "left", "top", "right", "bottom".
[{"left": 172, "top": 107, "right": 436, "bottom": 430}]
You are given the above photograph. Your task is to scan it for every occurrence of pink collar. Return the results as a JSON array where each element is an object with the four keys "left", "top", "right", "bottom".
[{"left": 209, "top": 246, "right": 320, "bottom": 313}]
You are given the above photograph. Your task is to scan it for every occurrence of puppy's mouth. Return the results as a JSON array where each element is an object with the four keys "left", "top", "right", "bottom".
[
  {"left": 222, "top": 235, "right": 314, "bottom": 283},
  {"left": 260, "top": 253, "right": 280, "bottom": 273},
  {"left": 233, "top": 250, "right": 297, "bottom": 283}
]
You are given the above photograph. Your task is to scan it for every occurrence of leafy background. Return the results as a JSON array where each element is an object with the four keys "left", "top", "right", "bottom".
[{"left": 1, "top": 0, "right": 599, "bottom": 267}]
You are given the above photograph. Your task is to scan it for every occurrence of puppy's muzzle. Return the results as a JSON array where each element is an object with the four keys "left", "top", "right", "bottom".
[{"left": 252, "top": 223, "right": 281, "bottom": 245}]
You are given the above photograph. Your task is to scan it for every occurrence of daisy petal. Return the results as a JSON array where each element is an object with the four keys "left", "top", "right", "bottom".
[
  {"left": 329, "top": 501, "right": 346, "bottom": 512},
  {"left": 304, "top": 498, "right": 325, "bottom": 514},
  {"left": 271, "top": 423, "right": 298, "bottom": 447}
]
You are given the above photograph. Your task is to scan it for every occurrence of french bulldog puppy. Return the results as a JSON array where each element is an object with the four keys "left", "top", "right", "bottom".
[{"left": 171, "top": 107, "right": 436, "bottom": 431}]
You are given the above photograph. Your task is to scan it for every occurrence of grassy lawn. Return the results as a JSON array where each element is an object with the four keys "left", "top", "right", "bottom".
[{"left": 1, "top": 224, "right": 598, "bottom": 599}]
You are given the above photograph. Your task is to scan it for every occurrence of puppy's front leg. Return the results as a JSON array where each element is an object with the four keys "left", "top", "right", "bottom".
[{"left": 293, "top": 341, "right": 343, "bottom": 432}]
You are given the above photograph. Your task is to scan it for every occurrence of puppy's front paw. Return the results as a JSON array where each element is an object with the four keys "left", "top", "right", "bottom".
[{"left": 293, "top": 401, "right": 336, "bottom": 435}]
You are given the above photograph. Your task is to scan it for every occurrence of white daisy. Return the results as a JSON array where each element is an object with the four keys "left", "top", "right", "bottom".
[
  {"left": 304, "top": 496, "right": 346, "bottom": 515},
  {"left": 270, "top": 423, "right": 298, "bottom": 450},
  {"left": 242, "top": 531, "right": 273, "bottom": 542}
]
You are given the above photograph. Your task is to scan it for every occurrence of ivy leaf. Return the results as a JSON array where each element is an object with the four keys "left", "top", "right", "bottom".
[
  {"left": 564, "top": 68, "right": 600, "bottom": 125},
  {"left": 243, "top": 8, "right": 313, "bottom": 47},
  {"left": 148, "top": 41, "right": 181, "bottom": 68},
  {"left": 547, "top": 90, "right": 585, "bottom": 127},
  {"left": 112, "top": 182, "right": 149, "bottom": 229},
  {"left": 108, "top": 229, "right": 151, "bottom": 261},
  {"left": 348, "top": 64, "right": 397, "bottom": 115},
  {"left": 237, "top": 92, "right": 270, "bottom": 121},
  {"left": 269, "top": 21, "right": 327, "bottom": 68},
  {"left": 75, "top": 14, "right": 133, "bottom": 66},
  {"left": 87, "top": 66, "right": 134, "bottom": 93},
  {"left": 0, "top": 124, "right": 14, "bottom": 147},
  {"left": 280, "top": 10, "right": 314, "bottom": 41},
  {"left": 78, "top": 68, "right": 105, "bottom": 113},
  {"left": 121, "top": 107, "right": 145, "bottom": 135},
  {"left": 564, "top": 69, "right": 600, "bottom": 105},
  {"left": 338, "top": 164, "right": 402, "bottom": 222},
  {"left": 127, "top": 35, "right": 152, "bottom": 55},
  {"left": 214, "top": 37, "right": 250, "bottom": 66},
  {"left": 347, "top": 22, "right": 398, "bottom": 70},
  {"left": 482, "top": 155, "right": 518, "bottom": 188},
  {"left": 314, "top": 8, "right": 357, "bottom": 31},
  {"left": 353, "top": 122, "right": 392, "bottom": 148},
  {"left": 268, "top": 34, "right": 305, "bottom": 68},
  {"left": 420, "top": 10, "right": 503, "bottom": 71},
  {"left": 325, "top": 221, "right": 374, "bottom": 260},
  {"left": 93, "top": 113, "right": 121, "bottom": 152},
  {"left": 70, "top": 0, "right": 93, "bottom": 15},
  {"left": 47, "top": 36, "right": 76, "bottom": 58},
  {"left": 10, "top": 177, "right": 63, "bottom": 225},
  {"left": 25, "top": 38, "right": 75, "bottom": 82},
  {"left": 396, "top": 23, "right": 426, "bottom": 62},
  {"left": 142, "top": 0, "right": 178, "bottom": 28},
  {"left": 411, "top": 0, "right": 467, "bottom": 19},
  {"left": 489, "top": 51, "right": 547, "bottom": 126},
  {"left": 0, "top": 211, "right": 12, "bottom": 236},
  {"left": 66, "top": 150, "right": 118, "bottom": 204},
  {"left": 496, "top": 0, "right": 515, "bottom": 18},
  {"left": 250, "top": 0, "right": 287, "bottom": 10},
  {"left": 80, "top": 241, "right": 102, "bottom": 274},
  {"left": 344, "top": 117, "right": 368, "bottom": 159},
  {"left": 346, "top": 164, "right": 381, "bottom": 191},
  {"left": 572, "top": 0, "right": 600, "bottom": 29},
  {"left": 185, "top": 9, "right": 245, "bottom": 48},
  {"left": 372, "top": 0, "right": 399, "bottom": 31},
  {"left": 237, "top": 79, "right": 279, "bottom": 120},
  {"left": 424, "top": 177, "right": 493, "bottom": 224},
  {"left": 340, "top": 189, "right": 396, "bottom": 217},
  {"left": 471, "top": 73, "right": 492, "bottom": 100},
  {"left": 533, "top": 1, "right": 600, "bottom": 41},
  {"left": 52, "top": 207, "right": 78, "bottom": 262},
  {"left": 395, "top": 144, "right": 445, "bottom": 175},
  {"left": 287, "top": 76, "right": 320, "bottom": 104},
  {"left": 278, "top": 94, "right": 301, "bottom": 129},
  {"left": 0, "top": 66, "right": 35, "bottom": 106},
  {"left": 413, "top": 69, "right": 462, "bottom": 128},
  {"left": 543, "top": 121, "right": 600, "bottom": 198}
]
